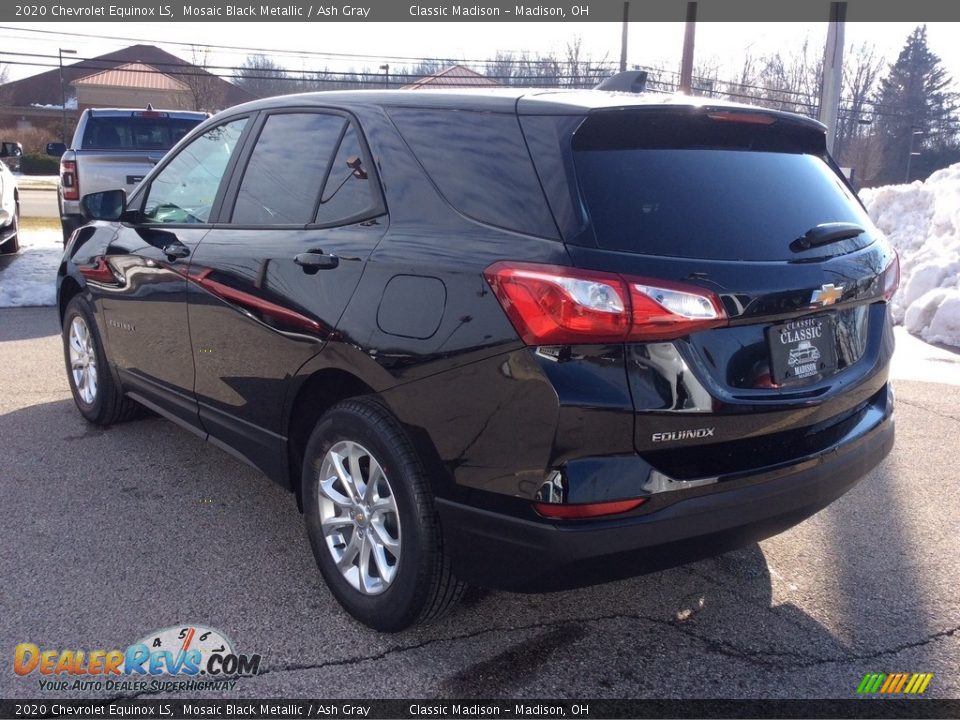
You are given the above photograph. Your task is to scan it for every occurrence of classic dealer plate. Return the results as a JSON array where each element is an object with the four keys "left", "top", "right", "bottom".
[{"left": 767, "top": 314, "right": 838, "bottom": 385}]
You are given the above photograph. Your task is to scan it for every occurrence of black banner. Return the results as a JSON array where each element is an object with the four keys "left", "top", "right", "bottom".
[
  {"left": 4, "top": 699, "right": 960, "bottom": 720},
  {"left": 5, "top": 0, "right": 960, "bottom": 22}
]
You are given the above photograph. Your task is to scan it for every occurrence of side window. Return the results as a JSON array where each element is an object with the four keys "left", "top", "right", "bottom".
[
  {"left": 232, "top": 113, "right": 345, "bottom": 225},
  {"left": 387, "top": 108, "right": 558, "bottom": 238},
  {"left": 143, "top": 118, "right": 247, "bottom": 224},
  {"left": 314, "top": 124, "right": 378, "bottom": 226}
]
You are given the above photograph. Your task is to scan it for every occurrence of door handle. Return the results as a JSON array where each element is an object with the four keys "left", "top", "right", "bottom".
[
  {"left": 162, "top": 244, "right": 190, "bottom": 260},
  {"left": 294, "top": 250, "right": 339, "bottom": 273}
]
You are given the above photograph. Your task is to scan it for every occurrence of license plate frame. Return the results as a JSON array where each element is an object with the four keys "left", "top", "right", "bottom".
[{"left": 766, "top": 314, "right": 838, "bottom": 385}]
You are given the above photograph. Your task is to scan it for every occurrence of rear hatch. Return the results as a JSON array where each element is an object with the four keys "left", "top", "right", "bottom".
[
  {"left": 521, "top": 104, "right": 897, "bottom": 477},
  {"left": 76, "top": 112, "right": 203, "bottom": 196}
]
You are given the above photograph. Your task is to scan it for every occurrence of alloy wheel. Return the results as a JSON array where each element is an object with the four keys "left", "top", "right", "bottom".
[
  {"left": 317, "top": 440, "right": 401, "bottom": 595},
  {"left": 68, "top": 316, "right": 98, "bottom": 405}
]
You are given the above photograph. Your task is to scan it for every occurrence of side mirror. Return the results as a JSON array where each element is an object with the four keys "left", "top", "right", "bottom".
[
  {"left": 0, "top": 142, "right": 23, "bottom": 158},
  {"left": 46, "top": 142, "right": 67, "bottom": 157},
  {"left": 80, "top": 189, "right": 127, "bottom": 222}
]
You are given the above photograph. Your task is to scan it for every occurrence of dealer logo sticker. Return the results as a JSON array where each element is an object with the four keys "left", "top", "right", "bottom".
[{"left": 13, "top": 624, "right": 262, "bottom": 693}]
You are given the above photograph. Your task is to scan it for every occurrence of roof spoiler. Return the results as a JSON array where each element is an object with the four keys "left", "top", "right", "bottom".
[{"left": 595, "top": 70, "right": 648, "bottom": 94}]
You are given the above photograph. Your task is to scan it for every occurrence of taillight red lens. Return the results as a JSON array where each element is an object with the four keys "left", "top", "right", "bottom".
[
  {"left": 882, "top": 251, "right": 900, "bottom": 301},
  {"left": 628, "top": 280, "right": 727, "bottom": 341},
  {"left": 483, "top": 262, "right": 631, "bottom": 344},
  {"left": 61, "top": 160, "right": 79, "bottom": 201},
  {"left": 484, "top": 261, "right": 727, "bottom": 345},
  {"left": 534, "top": 497, "right": 646, "bottom": 519}
]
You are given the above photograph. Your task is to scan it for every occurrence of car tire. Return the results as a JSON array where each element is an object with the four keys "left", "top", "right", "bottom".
[
  {"left": 302, "top": 397, "right": 464, "bottom": 631},
  {"left": 0, "top": 205, "right": 18, "bottom": 255},
  {"left": 62, "top": 294, "right": 142, "bottom": 425}
]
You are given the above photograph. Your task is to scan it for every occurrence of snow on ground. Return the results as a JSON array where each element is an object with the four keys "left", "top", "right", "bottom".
[
  {"left": 0, "top": 228, "right": 61, "bottom": 307},
  {"left": 861, "top": 163, "right": 960, "bottom": 348}
]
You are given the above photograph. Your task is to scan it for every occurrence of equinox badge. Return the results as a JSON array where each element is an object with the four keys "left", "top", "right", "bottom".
[{"left": 652, "top": 428, "right": 716, "bottom": 443}]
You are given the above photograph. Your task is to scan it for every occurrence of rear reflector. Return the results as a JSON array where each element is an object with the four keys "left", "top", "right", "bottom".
[
  {"left": 534, "top": 498, "right": 646, "bottom": 519},
  {"left": 484, "top": 261, "right": 726, "bottom": 345}
]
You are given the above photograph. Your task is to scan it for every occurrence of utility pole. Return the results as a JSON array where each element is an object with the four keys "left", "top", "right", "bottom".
[
  {"left": 619, "top": 2, "right": 629, "bottom": 72},
  {"left": 679, "top": 2, "right": 697, "bottom": 94},
  {"left": 59, "top": 48, "right": 77, "bottom": 145},
  {"left": 818, "top": 2, "right": 846, "bottom": 155},
  {"left": 379, "top": 64, "right": 390, "bottom": 89}
]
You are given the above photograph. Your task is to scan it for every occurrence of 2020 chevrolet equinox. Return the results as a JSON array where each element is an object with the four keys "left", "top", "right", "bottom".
[{"left": 58, "top": 86, "right": 897, "bottom": 631}]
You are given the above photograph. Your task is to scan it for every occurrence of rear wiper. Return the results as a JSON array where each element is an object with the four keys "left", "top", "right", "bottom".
[{"left": 791, "top": 222, "right": 864, "bottom": 252}]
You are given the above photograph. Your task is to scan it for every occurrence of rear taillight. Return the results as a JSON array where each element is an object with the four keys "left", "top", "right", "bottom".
[
  {"left": 61, "top": 160, "right": 78, "bottom": 201},
  {"left": 484, "top": 261, "right": 726, "bottom": 345},
  {"left": 882, "top": 252, "right": 900, "bottom": 301}
]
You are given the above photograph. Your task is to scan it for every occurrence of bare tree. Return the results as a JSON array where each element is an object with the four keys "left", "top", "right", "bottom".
[
  {"left": 0, "top": 63, "right": 11, "bottom": 106},
  {"left": 564, "top": 37, "right": 609, "bottom": 88},
  {"left": 692, "top": 56, "right": 720, "bottom": 97},
  {"left": 180, "top": 48, "right": 227, "bottom": 112},
  {"left": 834, "top": 42, "right": 883, "bottom": 168},
  {"left": 236, "top": 54, "right": 291, "bottom": 99},
  {"left": 720, "top": 39, "right": 822, "bottom": 115}
]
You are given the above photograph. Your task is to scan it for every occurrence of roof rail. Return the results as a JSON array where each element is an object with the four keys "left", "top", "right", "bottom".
[{"left": 595, "top": 70, "right": 648, "bottom": 94}]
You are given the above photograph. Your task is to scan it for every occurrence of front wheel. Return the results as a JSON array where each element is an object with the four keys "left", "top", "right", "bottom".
[
  {"left": 62, "top": 294, "right": 142, "bottom": 425},
  {"left": 302, "top": 398, "right": 463, "bottom": 631}
]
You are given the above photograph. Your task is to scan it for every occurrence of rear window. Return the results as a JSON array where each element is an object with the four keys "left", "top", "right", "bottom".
[
  {"left": 81, "top": 116, "right": 201, "bottom": 151},
  {"left": 573, "top": 112, "right": 873, "bottom": 261}
]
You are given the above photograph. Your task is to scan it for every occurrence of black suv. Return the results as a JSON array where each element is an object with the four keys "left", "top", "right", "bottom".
[{"left": 58, "top": 86, "right": 897, "bottom": 631}]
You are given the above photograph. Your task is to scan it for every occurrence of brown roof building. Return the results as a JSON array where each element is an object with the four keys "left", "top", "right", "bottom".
[
  {"left": 402, "top": 65, "right": 500, "bottom": 90},
  {"left": 0, "top": 44, "right": 252, "bottom": 137},
  {"left": 71, "top": 62, "right": 195, "bottom": 111}
]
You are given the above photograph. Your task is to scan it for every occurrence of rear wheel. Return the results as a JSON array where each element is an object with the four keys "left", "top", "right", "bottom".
[
  {"left": 302, "top": 398, "right": 463, "bottom": 631},
  {"left": 62, "top": 295, "right": 141, "bottom": 425},
  {"left": 0, "top": 196, "right": 18, "bottom": 254}
]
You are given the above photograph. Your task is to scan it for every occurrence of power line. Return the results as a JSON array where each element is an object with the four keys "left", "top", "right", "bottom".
[
  {"left": 1, "top": 47, "right": 956, "bottom": 131},
  {"left": 0, "top": 25, "right": 617, "bottom": 69}
]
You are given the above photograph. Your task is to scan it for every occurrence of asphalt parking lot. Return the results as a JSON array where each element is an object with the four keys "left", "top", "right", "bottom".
[{"left": 1, "top": 303, "right": 958, "bottom": 700}]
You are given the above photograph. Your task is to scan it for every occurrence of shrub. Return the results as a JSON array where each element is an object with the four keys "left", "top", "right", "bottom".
[
  {"left": 0, "top": 125, "right": 58, "bottom": 155},
  {"left": 20, "top": 153, "right": 60, "bottom": 175}
]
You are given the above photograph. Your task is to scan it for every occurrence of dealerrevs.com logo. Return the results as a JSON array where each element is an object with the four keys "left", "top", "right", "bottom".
[{"left": 14, "top": 625, "right": 262, "bottom": 693}]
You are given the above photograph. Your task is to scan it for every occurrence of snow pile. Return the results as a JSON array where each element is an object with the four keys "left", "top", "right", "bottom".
[
  {"left": 0, "top": 228, "right": 61, "bottom": 307},
  {"left": 860, "top": 163, "right": 960, "bottom": 348}
]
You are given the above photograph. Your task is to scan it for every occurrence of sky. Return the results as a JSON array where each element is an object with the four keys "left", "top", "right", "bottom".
[{"left": 1, "top": 21, "right": 958, "bottom": 87}]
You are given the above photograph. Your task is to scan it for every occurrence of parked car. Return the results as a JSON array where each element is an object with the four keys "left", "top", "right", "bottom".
[
  {"left": 0, "top": 153, "right": 20, "bottom": 254},
  {"left": 58, "top": 84, "right": 898, "bottom": 631},
  {"left": 47, "top": 107, "right": 207, "bottom": 241},
  {"left": 0, "top": 140, "right": 23, "bottom": 173}
]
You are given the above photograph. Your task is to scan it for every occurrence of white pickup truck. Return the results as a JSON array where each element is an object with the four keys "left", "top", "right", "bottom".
[{"left": 48, "top": 107, "right": 207, "bottom": 240}]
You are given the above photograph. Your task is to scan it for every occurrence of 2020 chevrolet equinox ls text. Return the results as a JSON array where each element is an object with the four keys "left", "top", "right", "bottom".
[{"left": 58, "top": 86, "right": 897, "bottom": 631}]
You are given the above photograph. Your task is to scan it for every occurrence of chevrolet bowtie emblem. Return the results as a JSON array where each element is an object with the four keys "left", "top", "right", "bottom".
[{"left": 811, "top": 283, "right": 844, "bottom": 306}]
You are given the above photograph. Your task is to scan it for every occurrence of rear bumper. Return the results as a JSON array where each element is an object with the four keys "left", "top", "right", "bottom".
[{"left": 438, "top": 385, "right": 894, "bottom": 591}]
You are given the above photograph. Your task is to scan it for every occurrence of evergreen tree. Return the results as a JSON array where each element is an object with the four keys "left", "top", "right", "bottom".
[{"left": 872, "top": 26, "right": 958, "bottom": 184}]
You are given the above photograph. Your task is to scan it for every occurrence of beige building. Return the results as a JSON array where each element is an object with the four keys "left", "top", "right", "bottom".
[{"left": 72, "top": 62, "right": 194, "bottom": 111}]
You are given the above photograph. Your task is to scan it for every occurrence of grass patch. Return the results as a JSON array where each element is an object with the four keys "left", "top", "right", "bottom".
[
  {"left": 20, "top": 217, "right": 61, "bottom": 233},
  {"left": 15, "top": 176, "right": 59, "bottom": 191}
]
